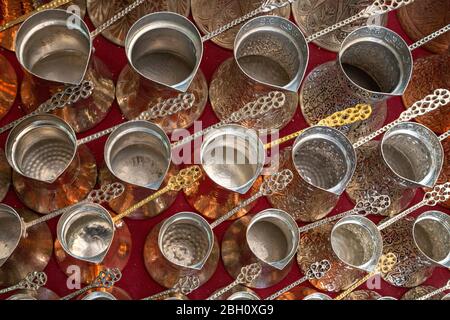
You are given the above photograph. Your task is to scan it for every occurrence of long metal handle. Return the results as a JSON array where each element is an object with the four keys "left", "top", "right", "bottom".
[
  {"left": 0, "top": 81, "right": 94, "bottom": 135},
  {"left": 409, "top": 24, "right": 450, "bottom": 51},
  {"left": 306, "top": 0, "right": 415, "bottom": 43},
  {"left": 0, "top": 272, "right": 47, "bottom": 295},
  {"left": 416, "top": 281, "right": 450, "bottom": 300},
  {"left": 90, "top": 0, "right": 146, "bottom": 39},
  {"left": 353, "top": 89, "right": 450, "bottom": 149},
  {"left": 0, "top": 0, "right": 71, "bottom": 32}
]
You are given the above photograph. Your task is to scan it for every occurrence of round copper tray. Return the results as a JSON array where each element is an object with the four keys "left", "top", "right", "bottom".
[
  {"left": 116, "top": 65, "right": 208, "bottom": 133},
  {"left": 0, "top": 54, "right": 17, "bottom": 121},
  {"left": 402, "top": 54, "right": 450, "bottom": 135},
  {"left": 54, "top": 211, "right": 132, "bottom": 285},
  {"left": 276, "top": 286, "right": 318, "bottom": 300},
  {"left": 344, "top": 290, "right": 382, "bottom": 300},
  {"left": 98, "top": 163, "right": 179, "bottom": 220},
  {"left": 87, "top": 0, "right": 190, "bottom": 46},
  {"left": 13, "top": 145, "right": 97, "bottom": 214},
  {"left": 191, "top": 0, "right": 290, "bottom": 50},
  {"left": 0, "top": 208, "right": 53, "bottom": 287},
  {"left": 0, "top": 0, "right": 86, "bottom": 52},
  {"left": 397, "top": 0, "right": 450, "bottom": 54},
  {"left": 292, "top": 0, "right": 388, "bottom": 52}
]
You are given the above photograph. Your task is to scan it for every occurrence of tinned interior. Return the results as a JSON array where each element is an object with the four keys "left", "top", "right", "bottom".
[
  {"left": 381, "top": 126, "right": 440, "bottom": 186},
  {"left": 130, "top": 28, "right": 197, "bottom": 86},
  {"left": 303, "top": 293, "right": 332, "bottom": 300},
  {"left": 160, "top": 216, "right": 213, "bottom": 268},
  {"left": 202, "top": 131, "right": 262, "bottom": 191},
  {"left": 413, "top": 213, "right": 450, "bottom": 266},
  {"left": 340, "top": 41, "right": 401, "bottom": 94},
  {"left": 236, "top": 28, "right": 300, "bottom": 87},
  {"left": 0, "top": 206, "right": 21, "bottom": 261},
  {"left": 227, "top": 292, "right": 260, "bottom": 300},
  {"left": 61, "top": 207, "right": 114, "bottom": 260},
  {"left": 17, "top": 12, "right": 90, "bottom": 84},
  {"left": 293, "top": 133, "right": 353, "bottom": 193},
  {"left": 106, "top": 125, "right": 170, "bottom": 188},
  {"left": 11, "top": 121, "right": 76, "bottom": 182},
  {"left": 247, "top": 215, "right": 295, "bottom": 265},
  {"left": 331, "top": 220, "right": 379, "bottom": 269}
]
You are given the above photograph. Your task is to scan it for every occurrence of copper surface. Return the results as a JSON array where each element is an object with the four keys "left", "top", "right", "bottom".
[
  {"left": 0, "top": 148, "right": 11, "bottom": 202},
  {"left": 77, "top": 286, "right": 132, "bottom": 300},
  {"left": 183, "top": 166, "right": 263, "bottom": 221},
  {"left": 116, "top": 65, "right": 208, "bottom": 133},
  {"left": 0, "top": 54, "right": 17, "bottom": 120},
  {"left": 267, "top": 147, "right": 340, "bottom": 222},
  {"left": 292, "top": 0, "right": 388, "bottom": 52},
  {"left": 346, "top": 141, "right": 417, "bottom": 216},
  {"left": 99, "top": 163, "right": 179, "bottom": 220},
  {"left": 191, "top": 0, "right": 290, "bottom": 50},
  {"left": 0, "top": 208, "right": 53, "bottom": 287},
  {"left": 210, "top": 57, "right": 298, "bottom": 131},
  {"left": 221, "top": 215, "right": 294, "bottom": 289},
  {"left": 54, "top": 211, "right": 132, "bottom": 285},
  {"left": 425, "top": 138, "right": 450, "bottom": 209},
  {"left": 0, "top": 0, "right": 87, "bottom": 51},
  {"left": 209, "top": 285, "right": 260, "bottom": 300},
  {"left": 87, "top": 0, "right": 190, "bottom": 46},
  {"left": 343, "top": 290, "right": 382, "bottom": 300},
  {"left": 143, "top": 220, "right": 220, "bottom": 289},
  {"left": 276, "top": 286, "right": 318, "bottom": 301},
  {"left": 381, "top": 217, "right": 435, "bottom": 288},
  {"left": 13, "top": 145, "right": 97, "bottom": 214},
  {"left": 397, "top": 0, "right": 450, "bottom": 54},
  {"left": 402, "top": 54, "right": 450, "bottom": 135},
  {"left": 20, "top": 56, "right": 115, "bottom": 133},
  {"left": 15, "top": 287, "right": 60, "bottom": 300},
  {"left": 401, "top": 285, "right": 446, "bottom": 300},
  {"left": 297, "top": 224, "right": 365, "bottom": 293}
]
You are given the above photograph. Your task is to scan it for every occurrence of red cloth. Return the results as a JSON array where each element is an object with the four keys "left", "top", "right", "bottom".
[{"left": 0, "top": 11, "right": 448, "bottom": 300}]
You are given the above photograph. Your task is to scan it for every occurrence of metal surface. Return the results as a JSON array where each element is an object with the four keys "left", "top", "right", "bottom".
[
  {"left": 222, "top": 209, "right": 299, "bottom": 289},
  {"left": 210, "top": 15, "right": 308, "bottom": 130},
  {"left": 15, "top": 9, "right": 92, "bottom": 85},
  {"left": 104, "top": 121, "right": 172, "bottom": 191},
  {"left": 54, "top": 214, "right": 131, "bottom": 284},
  {"left": 347, "top": 122, "right": 444, "bottom": 216},
  {"left": 87, "top": 0, "right": 190, "bottom": 46},
  {"left": 0, "top": 209, "right": 52, "bottom": 287},
  {"left": 297, "top": 224, "right": 366, "bottom": 292},
  {"left": 381, "top": 217, "right": 435, "bottom": 288},
  {"left": 303, "top": 292, "right": 332, "bottom": 300},
  {"left": 116, "top": 11, "right": 207, "bottom": 131},
  {"left": 191, "top": 0, "right": 290, "bottom": 50},
  {"left": 402, "top": 54, "right": 450, "bottom": 135},
  {"left": 12, "top": 144, "right": 97, "bottom": 214},
  {"left": 78, "top": 286, "right": 132, "bottom": 300},
  {"left": 98, "top": 163, "right": 179, "bottom": 220},
  {"left": 401, "top": 285, "right": 445, "bottom": 300},
  {"left": 0, "top": 149, "right": 11, "bottom": 202},
  {"left": 6, "top": 114, "right": 77, "bottom": 184},
  {"left": 200, "top": 124, "right": 265, "bottom": 194},
  {"left": 331, "top": 215, "right": 383, "bottom": 272},
  {"left": 0, "top": 0, "right": 86, "bottom": 51},
  {"left": 268, "top": 126, "right": 356, "bottom": 222},
  {"left": 143, "top": 217, "right": 220, "bottom": 289},
  {"left": 426, "top": 138, "right": 450, "bottom": 209},
  {"left": 397, "top": 0, "right": 450, "bottom": 54},
  {"left": 292, "top": 0, "right": 388, "bottom": 52},
  {"left": 21, "top": 56, "right": 115, "bottom": 133},
  {"left": 0, "top": 55, "right": 17, "bottom": 121},
  {"left": 344, "top": 289, "right": 382, "bottom": 300}
]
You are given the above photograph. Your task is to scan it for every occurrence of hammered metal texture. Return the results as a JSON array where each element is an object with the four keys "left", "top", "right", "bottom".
[
  {"left": 343, "top": 289, "right": 382, "bottom": 300},
  {"left": 401, "top": 285, "right": 446, "bottom": 300},
  {"left": 0, "top": 148, "right": 11, "bottom": 202},
  {"left": 0, "top": 54, "right": 17, "bottom": 121}
]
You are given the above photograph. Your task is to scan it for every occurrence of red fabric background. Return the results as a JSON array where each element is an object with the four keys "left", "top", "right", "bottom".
[{"left": 0, "top": 10, "right": 448, "bottom": 300}]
